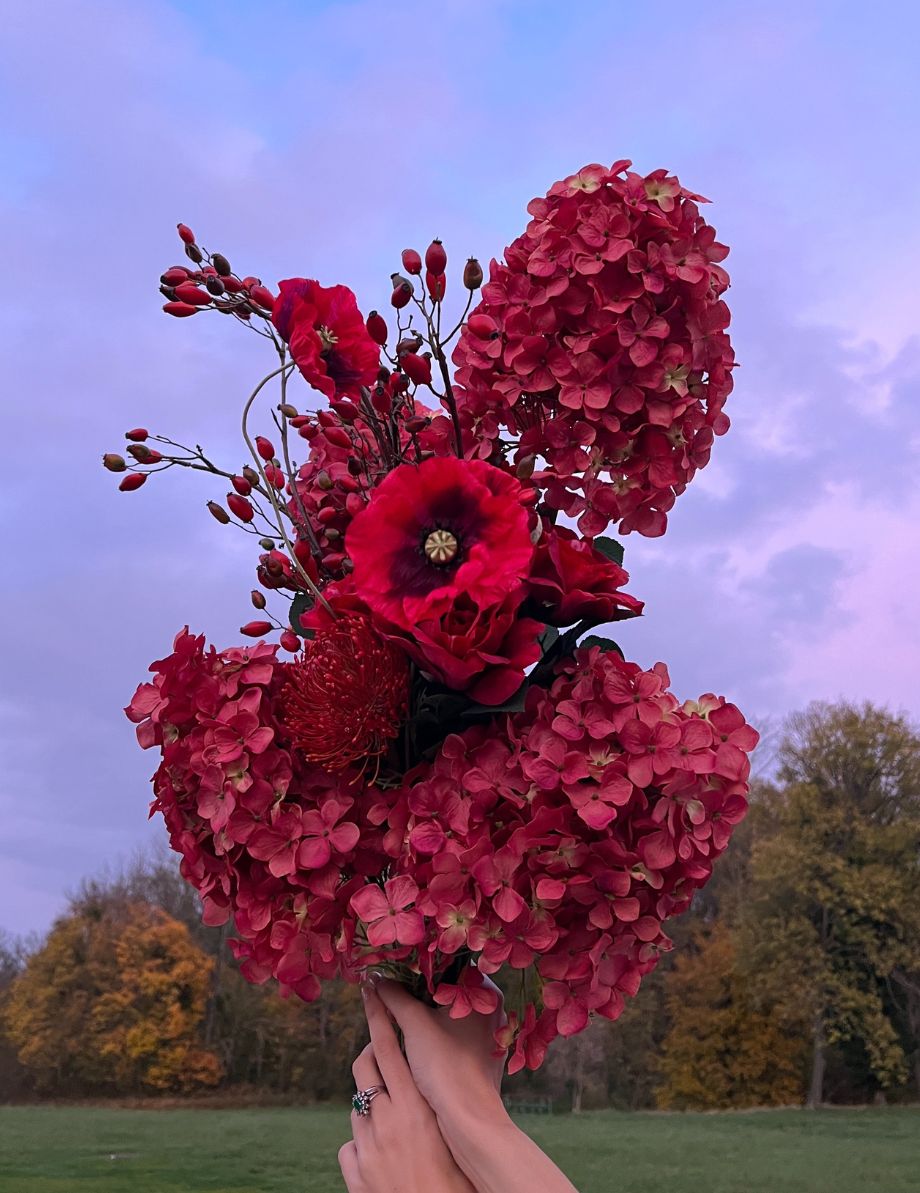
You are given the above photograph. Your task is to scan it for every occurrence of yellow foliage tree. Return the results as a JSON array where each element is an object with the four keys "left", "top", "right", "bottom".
[
  {"left": 657, "top": 924, "right": 807, "bottom": 1109},
  {"left": 3, "top": 901, "right": 220, "bottom": 1095}
]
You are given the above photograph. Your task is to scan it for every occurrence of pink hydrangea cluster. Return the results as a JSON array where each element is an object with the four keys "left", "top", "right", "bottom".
[
  {"left": 128, "top": 632, "right": 756, "bottom": 1069},
  {"left": 452, "top": 160, "right": 734, "bottom": 537},
  {"left": 393, "top": 645, "right": 754, "bottom": 1070},
  {"left": 126, "top": 628, "right": 391, "bottom": 1000}
]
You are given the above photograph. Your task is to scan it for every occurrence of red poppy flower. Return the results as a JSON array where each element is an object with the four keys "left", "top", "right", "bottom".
[
  {"left": 528, "top": 525, "right": 644, "bottom": 627},
  {"left": 346, "top": 456, "right": 535, "bottom": 630},
  {"left": 272, "top": 278, "right": 379, "bottom": 399}
]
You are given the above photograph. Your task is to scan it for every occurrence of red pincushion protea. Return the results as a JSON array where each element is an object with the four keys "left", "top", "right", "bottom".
[{"left": 282, "top": 614, "right": 410, "bottom": 770}]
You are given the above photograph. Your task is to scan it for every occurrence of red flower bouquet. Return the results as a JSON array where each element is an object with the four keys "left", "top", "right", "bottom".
[{"left": 113, "top": 160, "right": 758, "bottom": 1071}]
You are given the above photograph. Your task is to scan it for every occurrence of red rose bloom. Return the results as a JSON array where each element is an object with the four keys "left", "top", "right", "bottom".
[
  {"left": 528, "top": 526, "right": 644, "bottom": 627},
  {"left": 346, "top": 456, "right": 535, "bottom": 630},
  {"left": 272, "top": 278, "right": 379, "bottom": 399},
  {"left": 403, "top": 590, "right": 544, "bottom": 704}
]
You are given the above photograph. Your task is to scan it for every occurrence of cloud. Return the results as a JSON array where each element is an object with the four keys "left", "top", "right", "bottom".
[{"left": 1, "top": 0, "right": 919, "bottom": 935}]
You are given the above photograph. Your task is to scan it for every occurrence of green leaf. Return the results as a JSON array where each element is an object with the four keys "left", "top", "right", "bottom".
[
  {"left": 579, "top": 634, "right": 624, "bottom": 658},
  {"left": 594, "top": 536, "right": 625, "bottom": 566},
  {"left": 538, "top": 626, "right": 560, "bottom": 655},
  {"left": 289, "top": 592, "right": 314, "bottom": 637}
]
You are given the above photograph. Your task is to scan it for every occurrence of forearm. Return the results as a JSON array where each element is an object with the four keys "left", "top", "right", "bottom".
[{"left": 442, "top": 1099, "right": 579, "bottom": 1193}]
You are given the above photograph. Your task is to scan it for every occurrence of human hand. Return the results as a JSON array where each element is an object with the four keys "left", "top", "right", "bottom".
[
  {"left": 374, "top": 975, "right": 578, "bottom": 1193},
  {"left": 338, "top": 983, "right": 476, "bottom": 1193},
  {"left": 373, "top": 973, "right": 507, "bottom": 1136}
]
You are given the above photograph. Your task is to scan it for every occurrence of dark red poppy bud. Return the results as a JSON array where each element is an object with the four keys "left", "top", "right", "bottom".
[
  {"left": 205, "top": 276, "right": 225, "bottom": 297},
  {"left": 184, "top": 243, "right": 204, "bottom": 265},
  {"left": 515, "top": 454, "right": 536, "bottom": 480},
  {"left": 159, "top": 285, "right": 177, "bottom": 300},
  {"left": 266, "top": 464, "right": 285, "bottom": 489},
  {"left": 127, "top": 444, "right": 162, "bottom": 464},
  {"left": 391, "top": 371, "right": 410, "bottom": 394},
  {"left": 240, "top": 620, "right": 272, "bottom": 638},
  {"left": 331, "top": 399, "right": 359, "bottom": 423},
  {"left": 207, "top": 500, "right": 231, "bottom": 524},
  {"left": 425, "top": 271, "right": 446, "bottom": 301},
  {"left": 227, "top": 493, "right": 255, "bottom": 522},
  {"left": 177, "top": 223, "right": 196, "bottom": 245},
  {"left": 161, "top": 267, "right": 190, "bottom": 286},
  {"left": 223, "top": 275, "right": 245, "bottom": 294},
  {"left": 371, "top": 386, "right": 392, "bottom": 416},
  {"left": 401, "top": 353, "right": 432, "bottom": 386},
  {"left": 280, "top": 629, "right": 301, "bottom": 652},
  {"left": 163, "top": 301, "right": 198, "bottom": 318},
  {"left": 401, "top": 248, "right": 423, "bottom": 275},
  {"left": 298, "top": 423, "right": 317, "bottom": 440},
  {"left": 467, "top": 313, "right": 498, "bottom": 339},
  {"left": 290, "top": 414, "right": 311, "bottom": 428},
  {"left": 405, "top": 415, "right": 430, "bottom": 434},
  {"left": 242, "top": 465, "right": 260, "bottom": 487},
  {"left": 250, "top": 589, "right": 267, "bottom": 610},
  {"left": 292, "top": 538, "right": 319, "bottom": 578},
  {"left": 279, "top": 403, "right": 299, "bottom": 418},
  {"left": 324, "top": 426, "right": 352, "bottom": 449},
  {"left": 366, "top": 310, "right": 388, "bottom": 345},
  {"left": 125, "top": 428, "right": 148, "bottom": 442},
  {"left": 174, "top": 282, "right": 212, "bottom": 306},
  {"left": 390, "top": 274, "right": 413, "bottom": 309},
  {"left": 397, "top": 332, "right": 424, "bottom": 356},
  {"left": 255, "top": 435, "right": 275, "bottom": 461},
  {"left": 425, "top": 239, "right": 447, "bottom": 273},
  {"left": 463, "top": 257, "right": 483, "bottom": 290},
  {"left": 212, "top": 252, "right": 232, "bottom": 277},
  {"left": 118, "top": 472, "right": 147, "bottom": 492},
  {"left": 103, "top": 453, "right": 127, "bottom": 472},
  {"left": 231, "top": 474, "right": 251, "bottom": 496},
  {"left": 249, "top": 284, "right": 276, "bottom": 311}
]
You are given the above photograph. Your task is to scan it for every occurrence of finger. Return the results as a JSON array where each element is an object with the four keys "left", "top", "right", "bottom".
[
  {"left": 362, "top": 982, "right": 415, "bottom": 1097},
  {"left": 338, "top": 1141, "right": 364, "bottom": 1192},
  {"left": 374, "top": 976, "right": 435, "bottom": 1035},
  {"left": 351, "top": 1042, "right": 384, "bottom": 1092}
]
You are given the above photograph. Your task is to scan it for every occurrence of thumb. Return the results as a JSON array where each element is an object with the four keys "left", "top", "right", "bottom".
[{"left": 373, "top": 977, "right": 434, "bottom": 1035}]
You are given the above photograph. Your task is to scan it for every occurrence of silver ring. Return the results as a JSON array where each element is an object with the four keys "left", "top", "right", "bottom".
[{"left": 352, "top": 1085, "right": 386, "bottom": 1117}]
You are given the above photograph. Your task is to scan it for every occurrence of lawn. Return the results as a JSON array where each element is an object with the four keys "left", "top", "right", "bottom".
[{"left": 0, "top": 1104, "right": 918, "bottom": 1193}]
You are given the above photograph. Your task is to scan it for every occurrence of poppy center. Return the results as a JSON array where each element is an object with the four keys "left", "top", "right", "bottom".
[
  {"left": 423, "top": 528, "right": 459, "bottom": 565},
  {"left": 318, "top": 325, "right": 338, "bottom": 353}
]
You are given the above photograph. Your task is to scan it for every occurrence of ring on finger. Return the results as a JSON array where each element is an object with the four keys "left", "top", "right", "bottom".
[{"left": 351, "top": 1084, "right": 386, "bottom": 1117}]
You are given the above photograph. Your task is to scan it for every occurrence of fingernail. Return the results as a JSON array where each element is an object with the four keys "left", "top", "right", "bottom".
[{"left": 361, "top": 970, "right": 382, "bottom": 996}]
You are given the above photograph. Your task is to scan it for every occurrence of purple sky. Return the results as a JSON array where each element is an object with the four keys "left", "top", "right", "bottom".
[{"left": 3, "top": 0, "right": 919, "bottom": 937}]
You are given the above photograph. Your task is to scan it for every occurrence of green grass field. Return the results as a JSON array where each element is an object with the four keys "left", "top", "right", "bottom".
[{"left": 0, "top": 1105, "right": 918, "bottom": 1193}]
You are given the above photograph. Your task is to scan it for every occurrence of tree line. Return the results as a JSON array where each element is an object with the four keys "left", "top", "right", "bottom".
[{"left": 2, "top": 701, "right": 918, "bottom": 1110}]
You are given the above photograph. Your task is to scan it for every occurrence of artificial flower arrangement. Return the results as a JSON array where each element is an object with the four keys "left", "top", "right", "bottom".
[{"left": 110, "top": 159, "right": 757, "bottom": 1072}]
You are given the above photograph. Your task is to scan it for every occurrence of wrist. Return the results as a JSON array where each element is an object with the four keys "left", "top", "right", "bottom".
[{"left": 440, "top": 1094, "right": 518, "bottom": 1176}]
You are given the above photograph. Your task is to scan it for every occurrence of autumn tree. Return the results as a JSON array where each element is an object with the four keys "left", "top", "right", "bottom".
[
  {"left": 657, "top": 923, "right": 807, "bottom": 1109},
  {"left": 3, "top": 901, "right": 220, "bottom": 1095},
  {"left": 742, "top": 702, "right": 920, "bottom": 1106}
]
